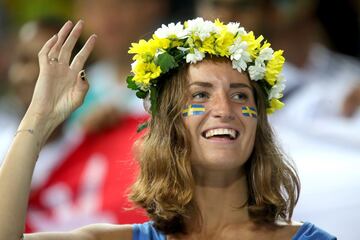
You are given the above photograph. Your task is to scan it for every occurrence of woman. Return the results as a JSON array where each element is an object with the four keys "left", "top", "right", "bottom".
[{"left": 0, "top": 19, "right": 336, "bottom": 239}]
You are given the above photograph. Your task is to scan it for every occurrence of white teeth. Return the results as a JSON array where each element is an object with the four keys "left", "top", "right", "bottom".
[{"left": 205, "top": 128, "right": 237, "bottom": 139}]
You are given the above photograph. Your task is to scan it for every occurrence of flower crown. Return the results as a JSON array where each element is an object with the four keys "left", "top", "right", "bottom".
[{"left": 127, "top": 17, "right": 286, "bottom": 115}]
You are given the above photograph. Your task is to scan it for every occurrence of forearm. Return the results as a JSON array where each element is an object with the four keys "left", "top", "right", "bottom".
[{"left": 0, "top": 112, "right": 53, "bottom": 240}]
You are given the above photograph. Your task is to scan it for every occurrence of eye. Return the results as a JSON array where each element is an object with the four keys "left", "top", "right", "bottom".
[
  {"left": 192, "top": 92, "right": 209, "bottom": 101},
  {"left": 232, "top": 92, "right": 249, "bottom": 102}
]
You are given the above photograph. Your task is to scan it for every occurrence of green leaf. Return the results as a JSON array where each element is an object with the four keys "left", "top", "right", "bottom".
[
  {"left": 136, "top": 121, "right": 149, "bottom": 133},
  {"left": 150, "top": 86, "right": 158, "bottom": 115},
  {"left": 126, "top": 75, "right": 138, "bottom": 90},
  {"left": 155, "top": 52, "right": 178, "bottom": 73},
  {"left": 172, "top": 48, "right": 186, "bottom": 61},
  {"left": 136, "top": 90, "right": 148, "bottom": 99}
]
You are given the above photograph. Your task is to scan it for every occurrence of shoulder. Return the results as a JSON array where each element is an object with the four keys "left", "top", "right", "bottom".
[
  {"left": 290, "top": 222, "right": 337, "bottom": 240},
  {"left": 74, "top": 223, "right": 133, "bottom": 240},
  {"left": 132, "top": 221, "right": 166, "bottom": 240}
]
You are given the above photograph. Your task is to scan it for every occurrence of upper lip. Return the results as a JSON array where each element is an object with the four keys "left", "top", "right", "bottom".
[{"left": 201, "top": 126, "right": 240, "bottom": 139}]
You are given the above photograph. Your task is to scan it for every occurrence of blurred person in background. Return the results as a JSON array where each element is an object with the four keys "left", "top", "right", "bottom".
[
  {"left": 196, "top": 0, "right": 360, "bottom": 239},
  {"left": 0, "top": 2, "right": 13, "bottom": 96},
  {"left": 257, "top": 2, "right": 360, "bottom": 239},
  {"left": 197, "top": 0, "right": 264, "bottom": 33}
]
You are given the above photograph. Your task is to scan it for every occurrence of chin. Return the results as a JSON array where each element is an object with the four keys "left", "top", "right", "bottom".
[{"left": 191, "top": 153, "right": 249, "bottom": 172}]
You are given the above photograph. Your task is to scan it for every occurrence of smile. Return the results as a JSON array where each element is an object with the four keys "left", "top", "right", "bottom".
[{"left": 202, "top": 128, "right": 239, "bottom": 140}]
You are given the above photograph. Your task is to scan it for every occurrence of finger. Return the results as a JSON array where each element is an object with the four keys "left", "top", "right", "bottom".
[
  {"left": 48, "top": 21, "right": 74, "bottom": 58},
  {"left": 59, "top": 20, "right": 84, "bottom": 64},
  {"left": 72, "top": 70, "right": 90, "bottom": 109},
  {"left": 70, "top": 34, "right": 97, "bottom": 71},
  {"left": 38, "top": 34, "right": 58, "bottom": 65}
]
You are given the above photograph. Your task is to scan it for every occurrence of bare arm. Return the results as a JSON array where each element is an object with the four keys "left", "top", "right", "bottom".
[
  {"left": 24, "top": 224, "right": 133, "bottom": 240},
  {"left": 0, "top": 20, "right": 131, "bottom": 240}
]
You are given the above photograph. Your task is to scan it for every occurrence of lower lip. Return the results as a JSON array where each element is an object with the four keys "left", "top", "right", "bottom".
[{"left": 202, "top": 136, "right": 238, "bottom": 143}]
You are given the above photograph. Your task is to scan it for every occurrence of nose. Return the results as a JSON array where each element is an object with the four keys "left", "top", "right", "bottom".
[{"left": 210, "top": 93, "right": 235, "bottom": 121}]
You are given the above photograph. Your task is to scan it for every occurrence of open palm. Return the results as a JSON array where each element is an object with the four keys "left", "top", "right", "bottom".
[{"left": 29, "top": 20, "right": 96, "bottom": 128}]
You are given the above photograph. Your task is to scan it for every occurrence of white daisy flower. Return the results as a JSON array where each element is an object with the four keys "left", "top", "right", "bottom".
[
  {"left": 154, "top": 22, "right": 187, "bottom": 39},
  {"left": 185, "top": 17, "right": 218, "bottom": 41},
  {"left": 248, "top": 62, "right": 266, "bottom": 81},
  {"left": 228, "top": 38, "right": 248, "bottom": 60},
  {"left": 229, "top": 39, "right": 251, "bottom": 71},
  {"left": 226, "top": 22, "right": 246, "bottom": 36},
  {"left": 186, "top": 49, "right": 205, "bottom": 64},
  {"left": 257, "top": 47, "right": 274, "bottom": 62},
  {"left": 269, "top": 75, "right": 286, "bottom": 100},
  {"left": 232, "top": 58, "right": 248, "bottom": 72}
]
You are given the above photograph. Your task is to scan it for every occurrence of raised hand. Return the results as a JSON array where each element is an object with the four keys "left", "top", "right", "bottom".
[{"left": 28, "top": 20, "right": 96, "bottom": 133}]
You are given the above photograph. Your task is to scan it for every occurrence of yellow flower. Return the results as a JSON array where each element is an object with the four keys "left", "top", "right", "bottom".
[
  {"left": 214, "top": 19, "right": 225, "bottom": 29},
  {"left": 199, "top": 20, "right": 235, "bottom": 56},
  {"left": 267, "top": 98, "right": 285, "bottom": 114},
  {"left": 260, "top": 41, "right": 271, "bottom": 51},
  {"left": 265, "top": 50, "right": 285, "bottom": 86},
  {"left": 214, "top": 28, "right": 235, "bottom": 56},
  {"left": 150, "top": 35, "right": 171, "bottom": 51},
  {"left": 199, "top": 35, "right": 216, "bottom": 55},
  {"left": 129, "top": 39, "right": 151, "bottom": 55},
  {"left": 129, "top": 37, "right": 170, "bottom": 62},
  {"left": 241, "top": 32, "right": 263, "bottom": 58},
  {"left": 132, "top": 61, "right": 162, "bottom": 90}
]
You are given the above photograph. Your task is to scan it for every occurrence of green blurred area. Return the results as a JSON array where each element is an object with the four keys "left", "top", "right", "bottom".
[{"left": 4, "top": 0, "right": 73, "bottom": 26}]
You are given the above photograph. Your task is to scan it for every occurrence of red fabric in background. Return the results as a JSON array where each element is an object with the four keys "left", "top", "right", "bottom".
[{"left": 26, "top": 116, "right": 149, "bottom": 232}]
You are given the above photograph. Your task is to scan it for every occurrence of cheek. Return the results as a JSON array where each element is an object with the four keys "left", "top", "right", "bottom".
[{"left": 183, "top": 117, "right": 200, "bottom": 139}]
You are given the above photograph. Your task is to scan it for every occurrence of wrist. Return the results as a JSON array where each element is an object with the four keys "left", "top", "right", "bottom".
[{"left": 19, "top": 110, "right": 56, "bottom": 147}]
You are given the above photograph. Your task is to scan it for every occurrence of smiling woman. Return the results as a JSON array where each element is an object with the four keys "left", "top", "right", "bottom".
[
  {"left": 130, "top": 57, "right": 301, "bottom": 236},
  {"left": 0, "top": 18, "right": 336, "bottom": 240}
]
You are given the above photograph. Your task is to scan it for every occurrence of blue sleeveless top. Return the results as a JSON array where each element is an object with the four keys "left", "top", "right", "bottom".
[{"left": 132, "top": 221, "right": 336, "bottom": 240}]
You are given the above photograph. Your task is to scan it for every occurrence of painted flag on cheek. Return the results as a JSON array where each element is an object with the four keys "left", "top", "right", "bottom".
[
  {"left": 241, "top": 106, "right": 257, "bottom": 118},
  {"left": 182, "top": 104, "right": 206, "bottom": 117}
]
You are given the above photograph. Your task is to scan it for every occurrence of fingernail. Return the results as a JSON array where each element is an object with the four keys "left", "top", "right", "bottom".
[{"left": 80, "top": 70, "right": 87, "bottom": 81}]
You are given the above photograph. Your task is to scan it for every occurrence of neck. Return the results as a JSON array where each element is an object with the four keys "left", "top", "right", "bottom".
[{"left": 187, "top": 167, "right": 250, "bottom": 235}]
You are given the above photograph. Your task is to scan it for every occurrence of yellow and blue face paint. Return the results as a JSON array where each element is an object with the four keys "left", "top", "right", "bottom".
[
  {"left": 182, "top": 104, "right": 206, "bottom": 117},
  {"left": 241, "top": 106, "right": 257, "bottom": 118}
]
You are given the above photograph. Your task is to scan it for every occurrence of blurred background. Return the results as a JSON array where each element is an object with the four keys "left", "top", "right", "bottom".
[{"left": 0, "top": 0, "right": 359, "bottom": 239}]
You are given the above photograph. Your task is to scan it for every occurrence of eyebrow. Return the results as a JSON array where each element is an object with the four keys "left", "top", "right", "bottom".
[{"left": 188, "top": 81, "right": 252, "bottom": 89}]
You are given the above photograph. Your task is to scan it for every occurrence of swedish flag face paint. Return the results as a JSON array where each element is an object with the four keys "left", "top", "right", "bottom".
[
  {"left": 182, "top": 104, "right": 206, "bottom": 117},
  {"left": 241, "top": 106, "right": 257, "bottom": 118}
]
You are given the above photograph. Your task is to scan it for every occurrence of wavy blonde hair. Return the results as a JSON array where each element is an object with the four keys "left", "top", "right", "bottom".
[{"left": 129, "top": 58, "right": 300, "bottom": 234}]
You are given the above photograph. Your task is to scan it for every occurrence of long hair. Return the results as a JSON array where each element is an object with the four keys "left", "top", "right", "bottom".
[{"left": 129, "top": 59, "right": 300, "bottom": 234}]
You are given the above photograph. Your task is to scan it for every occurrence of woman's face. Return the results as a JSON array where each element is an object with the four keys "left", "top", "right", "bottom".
[{"left": 183, "top": 60, "right": 257, "bottom": 172}]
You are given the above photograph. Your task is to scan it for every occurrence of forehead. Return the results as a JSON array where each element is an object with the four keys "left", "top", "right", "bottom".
[{"left": 187, "top": 59, "right": 251, "bottom": 86}]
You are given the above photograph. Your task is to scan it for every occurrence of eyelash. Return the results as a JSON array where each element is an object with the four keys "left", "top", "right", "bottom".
[
  {"left": 232, "top": 92, "right": 249, "bottom": 102},
  {"left": 192, "top": 92, "right": 209, "bottom": 100},
  {"left": 191, "top": 92, "right": 249, "bottom": 102}
]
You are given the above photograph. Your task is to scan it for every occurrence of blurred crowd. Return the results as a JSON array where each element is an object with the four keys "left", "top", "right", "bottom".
[{"left": 0, "top": 0, "right": 359, "bottom": 239}]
